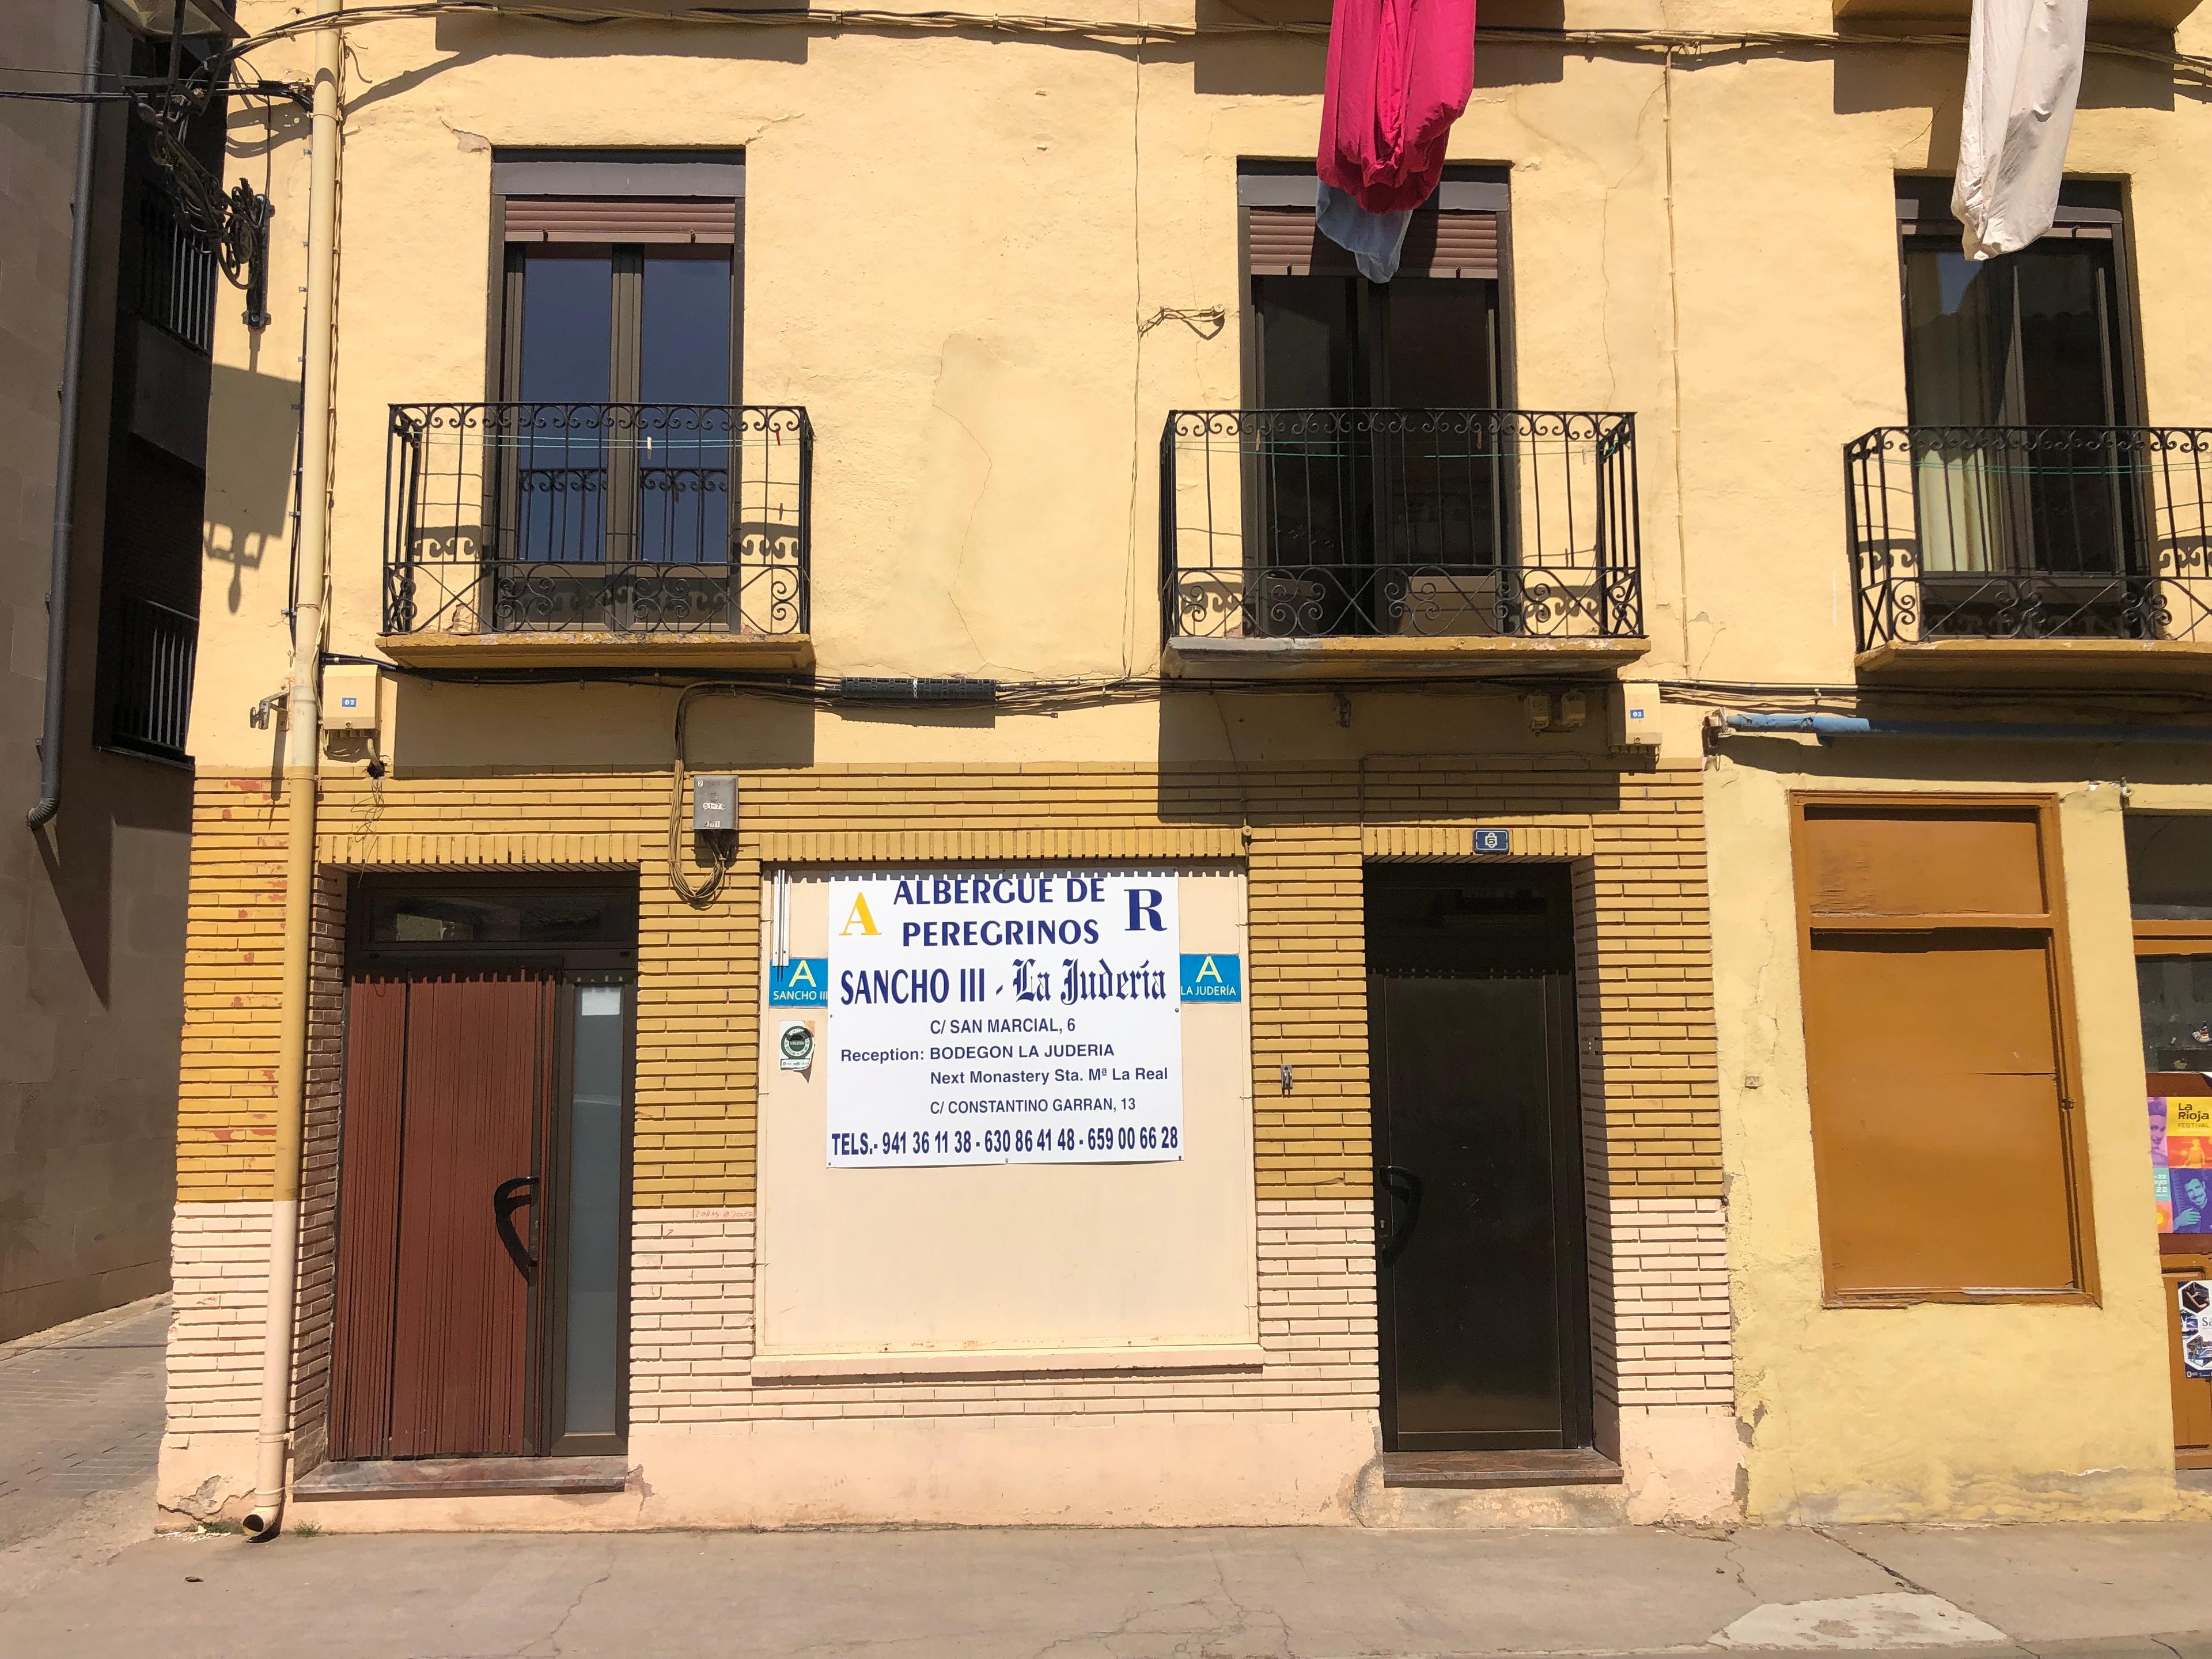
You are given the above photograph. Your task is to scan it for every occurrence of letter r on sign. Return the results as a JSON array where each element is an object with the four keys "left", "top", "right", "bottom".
[{"left": 1127, "top": 888, "right": 1165, "bottom": 931}]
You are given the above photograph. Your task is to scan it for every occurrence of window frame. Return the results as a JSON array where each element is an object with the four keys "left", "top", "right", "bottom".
[
  {"left": 1234, "top": 161, "right": 1517, "bottom": 415},
  {"left": 1789, "top": 791, "right": 2099, "bottom": 1308},
  {"left": 1892, "top": 175, "right": 2146, "bottom": 433},
  {"left": 485, "top": 150, "right": 745, "bottom": 407}
]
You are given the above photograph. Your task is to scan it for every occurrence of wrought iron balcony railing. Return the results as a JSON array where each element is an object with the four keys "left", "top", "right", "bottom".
[
  {"left": 1160, "top": 409, "right": 1642, "bottom": 643},
  {"left": 383, "top": 403, "right": 810, "bottom": 638},
  {"left": 106, "top": 594, "right": 196, "bottom": 762},
  {"left": 1846, "top": 425, "right": 2212, "bottom": 649}
]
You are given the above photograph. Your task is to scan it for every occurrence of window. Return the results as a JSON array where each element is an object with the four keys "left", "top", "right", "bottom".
[
  {"left": 492, "top": 152, "right": 743, "bottom": 570},
  {"left": 1895, "top": 178, "right": 2140, "bottom": 584},
  {"left": 1793, "top": 798, "right": 2093, "bottom": 1301},
  {"left": 2128, "top": 815, "right": 2212, "bottom": 1073},
  {"left": 1234, "top": 166, "right": 1510, "bottom": 632}
]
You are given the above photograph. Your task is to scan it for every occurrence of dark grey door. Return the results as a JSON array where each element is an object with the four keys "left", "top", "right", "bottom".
[{"left": 1368, "top": 865, "right": 1592, "bottom": 1452}]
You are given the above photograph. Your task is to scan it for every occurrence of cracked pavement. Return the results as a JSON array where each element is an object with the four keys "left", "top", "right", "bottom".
[{"left": 3, "top": 1521, "right": 2212, "bottom": 1658}]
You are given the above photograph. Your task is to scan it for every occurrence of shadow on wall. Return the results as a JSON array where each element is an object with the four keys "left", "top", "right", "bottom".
[
  {"left": 382, "top": 677, "right": 818, "bottom": 775},
  {"left": 203, "top": 362, "right": 299, "bottom": 616},
  {"left": 1191, "top": 0, "right": 1565, "bottom": 97},
  {"left": 427, "top": 6, "right": 810, "bottom": 75},
  {"left": 1149, "top": 688, "right": 1633, "bottom": 826},
  {"left": 1832, "top": 35, "right": 2177, "bottom": 116}
]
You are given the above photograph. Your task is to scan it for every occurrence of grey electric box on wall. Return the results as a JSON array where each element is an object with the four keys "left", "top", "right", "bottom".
[{"left": 692, "top": 775, "right": 737, "bottom": 832}]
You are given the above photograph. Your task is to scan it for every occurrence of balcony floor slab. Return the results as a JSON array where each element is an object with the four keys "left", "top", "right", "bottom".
[
  {"left": 376, "top": 631, "right": 814, "bottom": 672},
  {"left": 1163, "top": 634, "right": 1648, "bottom": 681},
  {"left": 1856, "top": 637, "right": 2212, "bottom": 690}
]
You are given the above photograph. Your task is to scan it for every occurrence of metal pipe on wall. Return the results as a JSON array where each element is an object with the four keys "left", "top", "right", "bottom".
[
  {"left": 243, "top": 7, "right": 342, "bottom": 1544},
  {"left": 1713, "top": 711, "right": 2212, "bottom": 744},
  {"left": 26, "top": 2, "right": 108, "bottom": 831}
]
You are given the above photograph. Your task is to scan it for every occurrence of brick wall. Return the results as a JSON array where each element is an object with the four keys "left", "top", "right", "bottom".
[
  {"left": 631, "top": 1200, "right": 1376, "bottom": 1425},
  {"left": 169, "top": 752, "right": 1730, "bottom": 1449},
  {"left": 165, "top": 1202, "right": 267, "bottom": 1439}
]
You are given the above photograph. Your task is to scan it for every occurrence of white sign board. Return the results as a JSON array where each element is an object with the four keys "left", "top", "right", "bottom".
[{"left": 825, "top": 870, "right": 1183, "bottom": 1167}]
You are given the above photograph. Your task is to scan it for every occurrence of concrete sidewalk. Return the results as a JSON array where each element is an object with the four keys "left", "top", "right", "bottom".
[
  {"left": 0, "top": 1295, "right": 168, "bottom": 1605},
  {"left": 3, "top": 1519, "right": 2211, "bottom": 1658},
  {"left": 2, "top": 1314, "right": 2209, "bottom": 1659}
]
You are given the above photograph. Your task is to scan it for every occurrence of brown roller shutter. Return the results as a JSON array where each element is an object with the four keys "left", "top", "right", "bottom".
[
  {"left": 1402, "top": 211, "right": 1499, "bottom": 278},
  {"left": 503, "top": 196, "right": 737, "bottom": 244},
  {"left": 1247, "top": 207, "right": 1351, "bottom": 276},
  {"left": 1247, "top": 206, "right": 1498, "bottom": 278}
]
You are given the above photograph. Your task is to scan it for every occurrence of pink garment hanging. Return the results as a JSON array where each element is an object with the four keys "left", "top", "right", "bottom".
[{"left": 1317, "top": 0, "right": 1477, "bottom": 215}]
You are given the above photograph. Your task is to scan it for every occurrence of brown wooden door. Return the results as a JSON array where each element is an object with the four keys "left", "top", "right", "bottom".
[
  {"left": 330, "top": 968, "right": 556, "bottom": 1460},
  {"left": 1366, "top": 865, "right": 1592, "bottom": 1453}
]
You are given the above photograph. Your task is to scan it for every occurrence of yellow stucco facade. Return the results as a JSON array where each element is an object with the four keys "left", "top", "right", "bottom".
[{"left": 162, "top": 0, "right": 2212, "bottom": 1528}]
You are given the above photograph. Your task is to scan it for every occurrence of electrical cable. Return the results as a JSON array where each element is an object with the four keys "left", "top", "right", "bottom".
[
  {"left": 207, "top": 5, "right": 2212, "bottom": 86},
  {"left": 666, "top": 683, "right": 734, "bottom": 906}
]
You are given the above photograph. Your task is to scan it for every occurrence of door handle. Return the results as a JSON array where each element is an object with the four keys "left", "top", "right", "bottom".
[
  {"left": 492, "top": 1175, "right": 537, "bottom": 1279},
  {"left": 1376, "top": 1164, "right": 1423, "bottom": 1267}
]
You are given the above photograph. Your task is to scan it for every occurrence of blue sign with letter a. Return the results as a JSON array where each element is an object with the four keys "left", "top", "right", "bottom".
[
  {"left": 1179, "top": 953, "right": 1241, "bottom": 1003},
  {"left": 768, "top": 957, "right": 829, "bottom": 1007}
]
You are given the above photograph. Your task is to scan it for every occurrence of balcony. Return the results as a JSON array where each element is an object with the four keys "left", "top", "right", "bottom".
[
  {"left": 1159, "top": 409, "right": 1645, "bottom": 677},
  {"left": 1846, "top": 426, "right": 2212, "bottom": 687},
  {"left": 381, "top": 403, "right": 812, "bottom": 669}
]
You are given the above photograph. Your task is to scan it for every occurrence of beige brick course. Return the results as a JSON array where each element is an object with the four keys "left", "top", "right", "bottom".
[{"left": 631, "top": 1199, "right": 1377, "bottom": 1426}]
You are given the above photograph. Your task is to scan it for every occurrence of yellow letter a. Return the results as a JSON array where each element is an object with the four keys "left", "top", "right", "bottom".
[{"left": 840, "top": 893, "right": 880, "bottom": 937}]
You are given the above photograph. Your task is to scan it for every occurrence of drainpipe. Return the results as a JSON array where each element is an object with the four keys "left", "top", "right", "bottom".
[
  {"left": 26, "top": 2, "right": 106, "bottom": 831},
  {"left": 1712, "top": 711, "right": 2212, "bottom": 744},
  {"left": 243, "top": 9, "right": 341, "bottom": 1543}
]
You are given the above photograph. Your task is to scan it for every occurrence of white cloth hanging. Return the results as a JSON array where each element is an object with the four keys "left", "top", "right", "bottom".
[
  {"left": 1316, "top": 182, "right": 1415, "bottom": 283},
  {"left": 1952, "top": 0, "right": 2089, "bottom": 261}
]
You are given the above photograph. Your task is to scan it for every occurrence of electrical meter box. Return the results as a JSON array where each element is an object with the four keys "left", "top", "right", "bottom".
[
  {"left": 1612, "top": 681, "right": 1660, "bottom": 752},
  {"left": 323, "top": 665, "right": 382, "bottom": 732},
  {"left": 692, "top": 774, "right": 737, "bottom": 832}
]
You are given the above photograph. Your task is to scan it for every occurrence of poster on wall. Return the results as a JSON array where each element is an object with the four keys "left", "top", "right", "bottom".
[
  {"left": 2170, "top": 1099, "right": 2212, "bottom": 1169},
  {"left": 2151, "top": 1095, "right": 2212, "bottom": 1232},
  {"left": 2152, "top": 1097, "right": 2174, "bottom": 1232},
  {"left": 824, "top": 870, "right": 1185, "bottom": 1168},
  {"left": 2181, "top": 1281, "right": 2212, "bottom": 1381}
]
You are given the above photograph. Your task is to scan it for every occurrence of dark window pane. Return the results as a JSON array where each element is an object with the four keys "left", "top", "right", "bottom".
[
  {"left": 2127, "top": 815, "right": 2212, "bottom": 920},
  {"left": 368, "top": 889, "right": 635, "bottom": 945},
  {"left": 517, "top": 250, "right": 613, "bottom": 403},
  {"left": 514, "top": 251, "right": 613, "bottom": 563},
  {"left": 1903, "top": 239, "right": 2006, "bottom": 427},
  {"left": 2138, "top": 956, "right": 2212, "bottom": 1070},
  {"left": 1256, "top": 275, "right": 1354, "bottom": 408},
  {"left": 1253, "top": 276, "right": 1359, "bottom": 586},
  {"left": 1379, "top": 281, "right": 1498, "bottom": 567},
  {"left": 640, "top": 252, "right": 730, "bottom": 406},
  {"left": 1902, "top": 231, "right": 2137, "bottom": 579},
  {"left": 2014, "top": 239, "right": 2119, "bottom": 426},
  {"left": 639, "top": 253, "right": 732, "bottom": 565},
  {"left": 2015, "top": 240, "right": 2130, "bottom": 573},
  {"left": 1381, "top": 279, "right": 1494, "bottom": 408}
]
